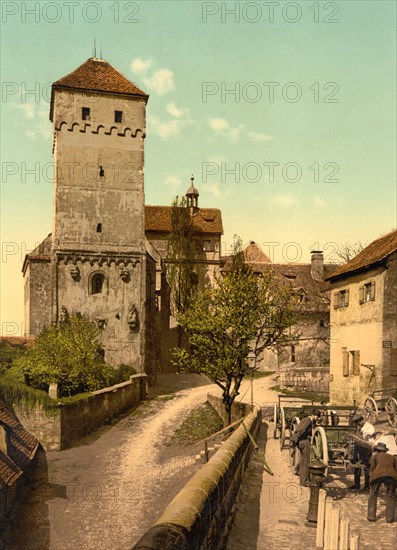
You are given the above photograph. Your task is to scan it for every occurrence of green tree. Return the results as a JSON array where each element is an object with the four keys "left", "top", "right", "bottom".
[
  {"left": 172, "top": 257, "right": 300, "bottom": 423},
  {"left": 10, "top": 312, "right": 112, "bottom": 396},
  {"left": 166, "top": 195, "right": 197, "bottom": 318}
]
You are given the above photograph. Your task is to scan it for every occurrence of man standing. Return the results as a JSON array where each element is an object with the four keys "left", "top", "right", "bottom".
[
  {"left": 348, "top": 413, "right": 375, "bottom": 492},
  {"left": 292, "top": 409, "right": 322, "bottom": 487},
  {"left": 367, "top": 441, "right": 397, "bottom": 523}
]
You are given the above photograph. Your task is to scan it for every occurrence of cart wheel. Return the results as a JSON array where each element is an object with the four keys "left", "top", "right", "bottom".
[
  {"left": 386, "top": 398, "right": 397, "bottom": 428},
  {"left": 311, "top": 426, "right": 329, "bottom": 472},
  {"left": 289, "top": 417, "right": 300, "bottom": 474},
  {"left": 273, "top": 404, "right": 278, "bottom": 439},
  {"left": 280, "top": 406, "right": 286, "bottom": 450},
  {"left": 364, "top": 397, "right": 378, "bottom": 424}
]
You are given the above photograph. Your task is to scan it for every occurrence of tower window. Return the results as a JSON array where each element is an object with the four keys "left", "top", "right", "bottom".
[
  {"left": 115, "top": 110, "right": 123, "bottom": 123},
  {"left": 99, "top": 166, "right": 105, "bottom": 177},
  {"left": 82, "top": 107, "right": 91, "bottom": 120},
  {"left": 96, "top": 223, "right": 102, "bottom": 233},
  {"left": 91, "top": 273, "right": 105, "bottom": 295},
  {"left": 291, "top": 345, "right": 296, "bottom": 363}
]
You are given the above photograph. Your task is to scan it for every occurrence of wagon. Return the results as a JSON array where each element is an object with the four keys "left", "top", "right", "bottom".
[
  {"left": 363, "top": 388, "right": 397, "bottom": 427},
  {"left": 287, "top": 405, "right": 357, "bottom": 474},
  {"left": 273, "top": 395, "right": 312, "bottom": 450}
]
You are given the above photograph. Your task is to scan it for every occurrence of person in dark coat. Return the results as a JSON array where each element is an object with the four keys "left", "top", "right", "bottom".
[
  {"left": 367, "top": 441, "right": 397, "bottom": 523},
  {"left": 291, "top": 409, "right": 322, "bottom": 487},
  {"left": 347, "top": 413, "right": 375, "bottom": 492}
]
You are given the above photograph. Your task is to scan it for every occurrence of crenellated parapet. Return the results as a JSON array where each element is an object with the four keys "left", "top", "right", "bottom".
[{"left": 55, "top": 120, "right": 146, "bottom": 138}]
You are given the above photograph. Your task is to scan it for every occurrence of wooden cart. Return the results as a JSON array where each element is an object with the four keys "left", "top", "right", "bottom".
[{"left": 363, "top": 388, "right": 397, "bottom": 426}]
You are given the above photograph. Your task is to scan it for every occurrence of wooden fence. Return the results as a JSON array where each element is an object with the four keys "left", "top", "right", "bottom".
[{"left": 316, "top": 490, "right": 360, "bottom": 550}]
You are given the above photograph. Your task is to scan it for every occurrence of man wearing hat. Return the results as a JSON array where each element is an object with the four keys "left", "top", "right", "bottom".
[
  {"left": 376, "top": 429, "right": 397, "bottom": 456},
  {"left": 290, "top": 409, "right": 322, "bottom": 487},
  {"left": 368, "top": 441, "right": 397, "bottom": 523},
  {"left": 347, "top": 413, "right": 375, "bottom": 492}
]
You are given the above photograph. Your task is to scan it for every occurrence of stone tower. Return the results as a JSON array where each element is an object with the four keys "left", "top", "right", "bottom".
[{"left": 25, "top": 57, "right": 149, "bottom": 368}]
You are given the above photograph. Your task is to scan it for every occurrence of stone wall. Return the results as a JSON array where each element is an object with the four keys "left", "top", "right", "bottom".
[
  {"left": 207, "top": 394, "right": 253, "bottom": 426},
  {"left": 278, "top": 367, "right": 329, "bottom": 394},
  {"left": 15, "top": 374, "right": 147, "bottom": 451},
  {"left": 133, "top": 400, "right": 261, "bottom": 549}
]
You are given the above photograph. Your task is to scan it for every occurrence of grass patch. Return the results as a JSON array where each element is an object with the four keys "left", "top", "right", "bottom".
[
  {"left": 173, "top": 402, "right": 223, "bottom": 445},
  {"left": 270, "top": 385, "right": 328, "bottom": 404}
]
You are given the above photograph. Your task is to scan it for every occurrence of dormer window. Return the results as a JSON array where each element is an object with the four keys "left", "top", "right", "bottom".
[
  {"left": 82, "top": 107, "right": 91, "bottom": 120},
  {"left": 115, "top": 110, "right": 123, "bottom": 123}
]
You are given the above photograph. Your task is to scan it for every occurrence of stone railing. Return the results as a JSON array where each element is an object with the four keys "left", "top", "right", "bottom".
[
  {"left": 132, "top": 396, "right": 261, "bottom": 549},
  {"left": 15, "top": 374, "right": 147, "bottom": 451}
]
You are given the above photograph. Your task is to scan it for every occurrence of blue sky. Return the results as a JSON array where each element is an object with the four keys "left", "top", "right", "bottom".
[{"left": 1, "top": 0, "right": 396, "bottom": 333}]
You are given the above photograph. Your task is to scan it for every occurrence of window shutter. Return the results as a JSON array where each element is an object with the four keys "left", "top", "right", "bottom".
[
  {"left": 370, "top": 282, "right": 375, "bottom": 301},
  {"left": 391, "top": 349, "right": 397, "bottom": 376},
  {"left": 359, "top": 286, "right": 364, "bottom": 304},
  {"left": 343, "top": 350, "right": 349, "bottom": 376},
  {"left": 334, "top": 292, "right": 339, "bottom": 308},
  {"left": 353, "top": 350, "right": 360, "bottom": 375},
  {"left": 345, "top": 289, "right": 349, "bottom": 306}
]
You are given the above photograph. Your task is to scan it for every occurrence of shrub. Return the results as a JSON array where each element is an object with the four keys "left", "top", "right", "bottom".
[{"left": 9, "top": 312, "right": 113, "bottom": 397}]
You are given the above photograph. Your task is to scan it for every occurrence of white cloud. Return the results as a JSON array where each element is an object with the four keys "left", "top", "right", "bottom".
[
  {"left": 149, "top": 103, "right": 192, "bottom": 140},
  {"left": 202, "top": 181, "right": 229, "bottom": 199},
  {"left": 130, "top": 58, "right": 153, "bottom": 75},
  {"left": 130, "top": 58, "right": 175, "bottom": 96},
  {"left": 208, "top": 118, "right": 271, "bottom": 142},
  {"left": 166, "top": 102, "right": 188, "bottom": 119},
  {"left": 313, "top": 196, "right": 326, "bottom": 208},
  {"left": 208, "top": 118, "right": 243, "bottom": 141},
  {"left": 144, "top": 68, "right": 175, "bottom": 96},
  {"left": 247, "top": 130, "right": 271, "bottom": 142},
  {"left": 149, "top": 116, "right": 182, "bottom": 139},
  {"left": 11, "top": 102, "right": 35, "bottom": 118},
  {"left": 272, "top": 194, "right": 297, "bottom": 209}
]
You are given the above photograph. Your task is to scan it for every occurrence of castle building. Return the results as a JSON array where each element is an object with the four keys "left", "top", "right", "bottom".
[
  {"left": 23, "top": 57, "right": 149, "bottom": 369},
  {"left": 22, "top": 57, "right": 223, "bottom": 373}
]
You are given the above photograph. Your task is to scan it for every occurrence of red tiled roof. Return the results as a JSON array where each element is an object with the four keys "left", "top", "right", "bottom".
[
  {"left": 0, "top": 337, "right": 35, "bottom": 349},
  {"left": 145, "top": 206, "right": 223, "bottom": 235},
  {"left": 0, "top": 398, "right": 39, "bottom": 488},
  {"left": 50, "top": 58, "right": 148, "bottom": 121},
  {"left": 53, "top": 58, "right": 148, "bottom": 97},
  {"left": 325, "top": 230, "right": 397, "bottom": 281}
]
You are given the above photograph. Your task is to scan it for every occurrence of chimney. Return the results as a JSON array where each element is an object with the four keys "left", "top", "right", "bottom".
[{"left": 311, "top": 251, "right": 324, "bottom": 281}]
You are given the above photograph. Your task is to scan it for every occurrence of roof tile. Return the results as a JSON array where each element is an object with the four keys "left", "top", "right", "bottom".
[
  {"left": 53, "top": 58, "right": 148, "bottom": 98},
  {"left": 326, "top": 230, "right": 397, "bottom": 281}
]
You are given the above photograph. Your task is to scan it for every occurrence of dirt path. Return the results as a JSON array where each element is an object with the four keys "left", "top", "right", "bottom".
[{"left": 1, "top": 376, "right": 223, "bottom": 550}]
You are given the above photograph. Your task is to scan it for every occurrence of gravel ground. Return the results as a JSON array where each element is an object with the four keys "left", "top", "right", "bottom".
[{"left": 1, "top": 375, "right": 223, "bottom": 550}]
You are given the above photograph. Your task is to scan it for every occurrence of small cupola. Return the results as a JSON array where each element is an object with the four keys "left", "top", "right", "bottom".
[{"left": 185, "top": 175, "right": 199, "bottom": 213}]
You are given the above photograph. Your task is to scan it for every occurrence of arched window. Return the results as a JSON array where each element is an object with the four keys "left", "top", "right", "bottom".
[
  {"left": 91, "top": 273, "right": 106, "bottom": 295},
  {"left": 96, "top": 223, "right": 102, "bottom": 233}
]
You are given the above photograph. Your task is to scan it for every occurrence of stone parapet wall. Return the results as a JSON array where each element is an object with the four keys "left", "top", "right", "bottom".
[
  {"left": 15, "top": 374, "right": 147, "bottom": 451},
  {"left": 133, "top": 399, "right": 261, "bottom": 549},
  {"left": 207, "top": 393, "right": 253, "bottom": 426}
]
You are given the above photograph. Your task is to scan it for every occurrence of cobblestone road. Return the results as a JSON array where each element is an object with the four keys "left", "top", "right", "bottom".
[{"left": 228, "top": 377, "right": 397, "bottom": 550}]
